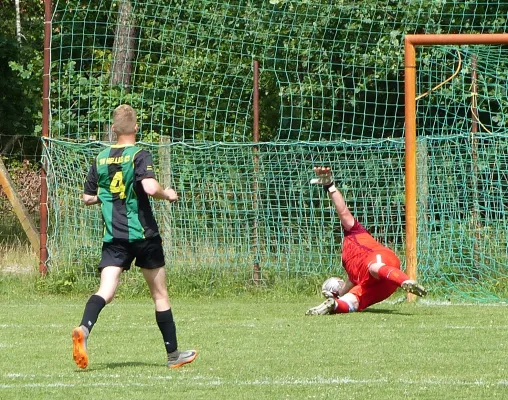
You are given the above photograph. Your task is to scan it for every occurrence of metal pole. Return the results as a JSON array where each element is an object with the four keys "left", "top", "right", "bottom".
[
  {"left": 404, "top": 37, "right": 417, "bottom": 301},
  {"left": 40, "top": 0, "right": 52, "bottom": 276},
  {"left": 252, "top": 60, "right": 260, "bottom": 282},
  {"left": 470, "top": 54, "right": 480, "bottom": 277},
  {"left": 404, "top": 34, "right": 508, "bottom": 300},
  {"left": 406, "top": 33, "right": 508, "bottom": 46}
]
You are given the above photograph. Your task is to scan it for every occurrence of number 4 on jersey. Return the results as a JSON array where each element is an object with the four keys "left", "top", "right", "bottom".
[{"left": 109, "top": 171, "right": 126, "bottom": 199}]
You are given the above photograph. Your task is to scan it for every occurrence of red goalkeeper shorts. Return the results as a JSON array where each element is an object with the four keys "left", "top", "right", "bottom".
[{"left": 347, "top": 250, "right": 401, "bottom": 311}]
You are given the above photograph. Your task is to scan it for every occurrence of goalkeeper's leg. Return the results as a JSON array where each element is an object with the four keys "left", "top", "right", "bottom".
[
  {"left": 306, "top": 293, "right": 358, "bottom": 315},
  {"left": 376, "top": 266, "right": 427, "bottom": 296},
  {"left": 368, "top": 253, "right": 427, "bottom": 297}
]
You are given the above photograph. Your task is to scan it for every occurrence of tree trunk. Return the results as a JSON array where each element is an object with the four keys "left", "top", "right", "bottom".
[
  {"left": 103, "top": 0, "right": 136, "bottom": 142},
  {"left": 15, "top": 0, "right": 22, "bottom": 43}
]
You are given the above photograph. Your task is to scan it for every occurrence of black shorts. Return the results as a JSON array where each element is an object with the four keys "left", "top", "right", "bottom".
[{"left": 98, "top": 235, "right": 165, "bottom": 271}]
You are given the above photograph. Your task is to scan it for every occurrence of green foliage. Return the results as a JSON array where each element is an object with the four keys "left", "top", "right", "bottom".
[
  {"left": 2, "top": 0, "right": 508, "bottom": 143},
  {"left": 5, "top": 265, "right": 324, "bottom": 299},
  {"left": 0, "top": 37, "right": 41, "bottom": 141},
  {"left": 48, "top": 0, "right": 508, "bottom": 142},
  {"left": 166, "top": 267, "right": 326, "bottom": 299},
  {"left": 34, "top": 269, "right": 91, "bottom": 295},
  {"left": 0, "top": 1, "right": 44, "bottom": 134}
]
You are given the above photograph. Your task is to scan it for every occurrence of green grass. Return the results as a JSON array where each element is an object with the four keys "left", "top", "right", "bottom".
[
  {"left": 0, "top": 293, "right": 507, "bottom": 400},
  {"left": 0, "top": 241, "right": 38, "bottom": 276}
]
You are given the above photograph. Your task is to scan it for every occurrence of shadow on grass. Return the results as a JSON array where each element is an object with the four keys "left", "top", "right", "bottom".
[
  {"left": 361, "top": 308, "right": 412, "bottom": 316},
  {"left": 83, "top": 361, "right": 164, "bottom": 371}
]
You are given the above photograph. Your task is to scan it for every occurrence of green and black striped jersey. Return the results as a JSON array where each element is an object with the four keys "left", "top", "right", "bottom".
[{"left": 84, "top": 144, "right": 159, "bottom": 242}]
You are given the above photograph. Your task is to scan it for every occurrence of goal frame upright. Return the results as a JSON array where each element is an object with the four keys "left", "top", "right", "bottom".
[{"left": 404, "top": 33, "right": 508, "bottom": 299}]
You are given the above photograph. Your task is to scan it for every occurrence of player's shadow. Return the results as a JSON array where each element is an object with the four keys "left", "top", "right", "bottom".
[
  {"left": 361, "top": 308, "right": 412, "bottom": 316},
  {"left": 83, "top": 361, "right": 162, "bottom": 370}
]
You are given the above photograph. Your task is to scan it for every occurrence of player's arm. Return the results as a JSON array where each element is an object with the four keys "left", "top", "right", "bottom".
[
  {"left": 141, "top": 178, "right": 178, "bottom": 202},
  {"left": 328, "top": 189, "right": 355, "bottom": 231},
  {"left": 310, "top": 167, "right": 355, "bottom": 230},
  {"left": 135, "top": 149, "right": 178, "bottom": 203},
  {"left": 82, "top": 161, "right": 101, "bottom": 206},
  {"left": 82, "top": 194, "right": 101, "bottom": 206}
]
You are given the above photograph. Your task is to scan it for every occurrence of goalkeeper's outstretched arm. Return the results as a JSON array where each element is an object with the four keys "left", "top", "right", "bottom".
[
  {"left": 328, "top": 188, "right": 355, "bottom": 231},
  {"left": 311, "top": 167, "right": 355, "bottom": 230}
]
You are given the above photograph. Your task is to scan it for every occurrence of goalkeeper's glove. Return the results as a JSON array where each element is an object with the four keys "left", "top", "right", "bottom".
[{"left": 310, "top": 168, "right": 337, "bottom": 193}]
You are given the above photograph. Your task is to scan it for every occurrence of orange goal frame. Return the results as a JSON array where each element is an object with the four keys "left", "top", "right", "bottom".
[{"left": 404, "top": 33, "right": 508, "bottom": 299}]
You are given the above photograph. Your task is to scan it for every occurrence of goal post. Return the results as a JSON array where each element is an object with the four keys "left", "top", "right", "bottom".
[{"left": 404, "top": 33, "right": 508, "bottom": 300}]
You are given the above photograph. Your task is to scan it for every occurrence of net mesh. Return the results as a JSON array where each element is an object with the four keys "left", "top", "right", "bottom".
[
  {"left": 415, "top": 46, "right": 508, "bottom": 301},
  {"left": 45, "top": 0, "right": 508, "bottom": 301}
]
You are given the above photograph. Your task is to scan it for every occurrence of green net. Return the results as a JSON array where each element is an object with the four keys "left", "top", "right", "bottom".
[
  {"left": 46, "top": 0, "right": 508, "bottom": 301},
  {"left": 415, "top": 45, "right": 508, "bottom": 301}
]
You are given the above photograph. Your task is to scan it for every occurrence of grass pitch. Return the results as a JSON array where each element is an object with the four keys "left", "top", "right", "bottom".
[{"left": 0, "top": 295, "right": 507, "bottom": 400}]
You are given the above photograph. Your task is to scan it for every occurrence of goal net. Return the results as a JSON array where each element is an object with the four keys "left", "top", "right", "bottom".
[
  {"left": 413, "top": 44, "right": 508, "bottom": 301},
  {"left": 44, "top": 0, "right": 508, "bottom": 301}
]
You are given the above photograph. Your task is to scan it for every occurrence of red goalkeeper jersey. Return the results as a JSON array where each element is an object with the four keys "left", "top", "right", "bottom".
[{"left": 341, "top": 219, "right": 397, "bottom": 285}]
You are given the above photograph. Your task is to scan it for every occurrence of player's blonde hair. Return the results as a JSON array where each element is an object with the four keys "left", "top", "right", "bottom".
[{"left": 112, "top": 104, "right": 137, "bottom": 135}]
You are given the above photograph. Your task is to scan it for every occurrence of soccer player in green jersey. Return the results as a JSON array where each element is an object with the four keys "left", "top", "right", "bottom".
[{"left": 72, "top": 104, "right": 197, "bottom": 369}]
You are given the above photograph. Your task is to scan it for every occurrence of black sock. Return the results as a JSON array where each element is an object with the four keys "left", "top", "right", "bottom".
[
  {"left": 80, "top": 294, "right": 106, "bottom": 333},
  {"left": 156, "top": 309, "right": 177, "bottom": 354}
]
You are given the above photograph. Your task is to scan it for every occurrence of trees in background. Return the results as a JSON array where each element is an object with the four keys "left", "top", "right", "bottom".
[
  {"left": 0, "top": 0, "right": 44, "bottom": 159},
  {"left": 48, "top": 0, "right": 508, "bottom": 143},
  {"left": 1, "top": 0, "right": 507, "bottom": 145}
]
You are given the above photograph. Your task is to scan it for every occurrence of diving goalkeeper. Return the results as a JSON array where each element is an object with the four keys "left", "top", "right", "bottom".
[{"left": 306, "top": 167, "right": 427, "bottom": 315}]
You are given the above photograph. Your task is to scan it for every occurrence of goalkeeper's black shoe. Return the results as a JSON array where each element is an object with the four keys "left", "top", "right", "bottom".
[
  {"left": 401, "top": 280, "right": 427, "bottom": 297},
  {"left": 305, "top": 298, "right": 336, "bottom": 316},
  {"left": 167, "top": 350, "right": 198, "bottom": 369}
]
